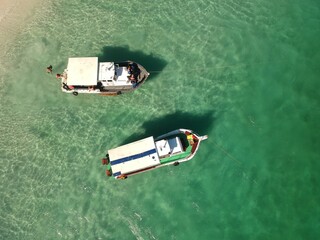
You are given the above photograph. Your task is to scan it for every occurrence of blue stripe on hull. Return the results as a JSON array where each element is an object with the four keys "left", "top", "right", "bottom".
[
  {"left": 113, "top": 171, "right": 121, "bottom": 177},
  {"left": 111, "top": 149, "right": 157, "bottom": 166}
]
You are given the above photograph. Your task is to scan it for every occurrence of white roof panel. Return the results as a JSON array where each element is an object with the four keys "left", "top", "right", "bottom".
[
  {"left": 109, "top": 136, "right": 160, "bottom": 176},
  {"left": 156, "top": 137, "right": 183, "bottom": 157},
  {"left": 67, "top": 57, "right": 98, "bottom": 86}
]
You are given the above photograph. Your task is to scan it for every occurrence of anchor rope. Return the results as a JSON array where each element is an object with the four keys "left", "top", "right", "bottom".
[
  {"left": 148, "top": 62, "right": 258, "bottom": 73},
  {"left": 212, "top": 140, "right": 242, "bottom": 165},
  {"left": 211, "top": 139, "right": 259, "bottom": 185},
  {"left": 148, "top": 60, "right": 275, "bottom": 73}
]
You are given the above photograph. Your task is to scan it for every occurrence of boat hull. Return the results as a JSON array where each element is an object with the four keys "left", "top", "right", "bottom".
[
  {"left": 103, "top": 129, "right": 208, "bottom": 179},
  {"left": 61, "top": 60, "right": 149, "bottom": 96}
]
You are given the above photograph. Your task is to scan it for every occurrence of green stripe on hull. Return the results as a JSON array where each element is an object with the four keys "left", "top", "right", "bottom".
[{"left": 107, "top": 164, "right": 112, "bottom": 170}]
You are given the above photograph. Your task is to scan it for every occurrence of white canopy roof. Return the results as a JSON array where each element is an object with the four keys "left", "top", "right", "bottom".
[
  {"left": 109, "top": 136, "right": 160, "bottom": 176},
  {"left": 66, "top": 57, "right": 98, "bottom": 86}
]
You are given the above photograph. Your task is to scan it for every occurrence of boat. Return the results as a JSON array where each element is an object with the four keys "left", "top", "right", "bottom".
[
  {"left": 102, "top": 129, "right": 208, "bottom": 179},
  {"left": 59, "top": 57, "right": 149, "bottom": 96}
]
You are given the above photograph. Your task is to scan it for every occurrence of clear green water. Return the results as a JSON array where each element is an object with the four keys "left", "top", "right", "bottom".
[{"left": 1, "top": 0, "right": 320, "bottom": 239}]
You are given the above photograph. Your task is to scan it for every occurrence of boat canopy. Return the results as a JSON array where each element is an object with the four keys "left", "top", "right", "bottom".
[
  {"left": 66, "top": 57, "right": 98, "bottom": 86},
  {"left": 108, "top": 136, "right": 160, "bottom": 176}
]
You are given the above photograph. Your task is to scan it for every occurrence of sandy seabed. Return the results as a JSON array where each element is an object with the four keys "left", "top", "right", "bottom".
[{"left": 0, "top": 0, "right": 45, "bottom": 59}]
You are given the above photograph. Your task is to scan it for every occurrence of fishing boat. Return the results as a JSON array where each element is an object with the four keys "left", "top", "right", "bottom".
[
  {"left": 59, "top": 57, "right": 149, "bottom": 96},
  {"left": 102, "top": 129, "right": 208, "bottom": 179}
]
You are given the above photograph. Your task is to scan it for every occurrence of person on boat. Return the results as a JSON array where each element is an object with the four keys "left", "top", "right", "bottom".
[
  {"left": 127, "top": 63, "right": 140, "bottom": 84},
  {"left": 127, "top": 64, "right": 134, "bottom": 79},
  {"left": 56, "top": 73, "right": 62, "bottom": 79},
  {"left": 127, "top": 64, "right": 133, "bottom": 74},
  {"left": 186, "top": 132, "right": 195, "bottom": 145},
  {"left": 128, "top": 74, "right": 135, "bottom": 81},
  {"left": 46, "top": 65, "right": 53, "bottom": 74}
]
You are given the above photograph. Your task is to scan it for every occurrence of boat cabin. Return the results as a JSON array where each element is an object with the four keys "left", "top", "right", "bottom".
[{"left": 155, "top": 137, "right": 183, "bottom": 158}]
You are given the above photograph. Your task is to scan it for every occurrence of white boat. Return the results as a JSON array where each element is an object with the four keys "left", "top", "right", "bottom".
[
  {"left": 59, "top": 57, "right": 149, "bottom": 96},
  {"left": 102, "top": 129, "right": 208, "bottom": 179}
]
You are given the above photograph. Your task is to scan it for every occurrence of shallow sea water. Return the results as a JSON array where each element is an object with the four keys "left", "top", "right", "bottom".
[{"left": 0, "top": 0, "right": 320, "bottom": 239}]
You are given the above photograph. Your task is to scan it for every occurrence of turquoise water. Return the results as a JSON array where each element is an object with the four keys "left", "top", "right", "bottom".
[{"left": 1, "top": 0, "right": 320, "bottom": 239}]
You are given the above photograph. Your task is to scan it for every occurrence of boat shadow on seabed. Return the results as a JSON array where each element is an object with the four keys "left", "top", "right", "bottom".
[{"left": 120, "top": 110, "right": 215, "bottom": 146}]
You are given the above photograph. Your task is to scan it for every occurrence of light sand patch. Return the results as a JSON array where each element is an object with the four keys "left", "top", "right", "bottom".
[{"left": 0, "top": 0, "right": 47, "bottom": 60}]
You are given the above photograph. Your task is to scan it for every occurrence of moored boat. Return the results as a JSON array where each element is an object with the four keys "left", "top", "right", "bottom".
[
  {"left": 102, "top": 129, "right": 208, "bottom": 179},
  {"left": 59, "top": 57, "right": 149, "bottom": 96}
]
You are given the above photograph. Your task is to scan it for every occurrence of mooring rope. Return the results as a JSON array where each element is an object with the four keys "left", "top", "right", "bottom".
[
  {"left": 148, "top": 61, "right": 271, "bottom": 73},
  {"left": 211, "top": 139, "right": 258, "bottom": 185},
  {"left": 212, "top": 140, "right": 242, "bottom": 165}
]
